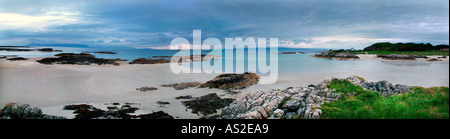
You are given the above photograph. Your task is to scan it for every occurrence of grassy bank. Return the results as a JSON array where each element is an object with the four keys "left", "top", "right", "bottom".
[
  {"left": 345, "top": 51, "right": 449, "bottom": 56},
  {"left": 321, "top": 79, "right": 449, "bottom": 119}
]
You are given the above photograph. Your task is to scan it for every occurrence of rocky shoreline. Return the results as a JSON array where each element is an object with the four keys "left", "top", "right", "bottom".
[
  {"left": 0, "top": 74, "right": 445, "bottom": 119},
  {"left": 214, "top": 76, "right": 411, "bottom": 119}
]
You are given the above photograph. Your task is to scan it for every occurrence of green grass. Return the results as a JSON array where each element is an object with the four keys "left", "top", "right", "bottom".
[
  {"left": 321, "top": 79, "right": 449, "bottom": 119},
  {"left": 345, "top": 51, "right": 449, "bottom": 56}
]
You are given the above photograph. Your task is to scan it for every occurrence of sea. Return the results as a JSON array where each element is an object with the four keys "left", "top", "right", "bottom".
[{"left": 1, "top": 46, "right": 449, "bottom": 87}]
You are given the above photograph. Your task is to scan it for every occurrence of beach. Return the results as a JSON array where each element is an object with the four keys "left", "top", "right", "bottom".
[{"left": 0, "top": 54, "right": 448, "bottom": 119}]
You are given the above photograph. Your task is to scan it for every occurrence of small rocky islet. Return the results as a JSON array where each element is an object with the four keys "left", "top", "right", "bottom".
[
  {"left": 129, "top": 54, "right": 217, "bottom": 64},
  {"left": 313, "top": 50, "right": 359, "bottom": 59},
  {"left": 36, "top": 53, "right": 123, "bottom": 65}
]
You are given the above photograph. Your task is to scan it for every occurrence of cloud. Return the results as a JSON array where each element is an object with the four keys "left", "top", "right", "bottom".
[
  {"left": 0, "top": 12, "right": 78, "bottom": 31},
  {"left": 0, "top": 0, "right": 448, "bottom": 48}
]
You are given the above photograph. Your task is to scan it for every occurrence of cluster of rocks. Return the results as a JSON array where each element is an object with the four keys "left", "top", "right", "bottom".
[
  {"left": 175, "top": 95, "right": 193, "bottom": 99},
  {"left": 313, "top": 50, "right": 359, "bottom": 59},
  {"left": 345, "top": 76, "right": 411, "bottom": 97},
  {"left": 136, "top": 87, "right": 158, "bottom": 92},
  {"left": 215, "top": 80, "right": 336, "bottom": 119},
  {"left": 63, "top": 103, "right": 173, "bottom": 119},
  {"left": 181, "top": 93, "right": 236, "bottom": 116},
  {"left": 0, "top": 103, "right": 65, "bottom": 119},
  {"left": 129, "top": 55, "right": 217, "bottom": 64},
  {"left": 6, "top": 57, "right": 28, "bottom": 61},
  {"left": 129, "top": 58, "right": 170, "bottom": 64},
  {"left": 198, "top": 72, "right": 260, "bottom": 90},
  {"left": 376, "top": 54, "right": 428, "bottom": 60},
  {"left": 214, "top": 76, "right": 411, "bottom": 119},
  {"left": 36, "top": 53, "right": 121, "bottom": 65},
  {"left": 161, "top": 82, "right": 201, "bottom": 90}
]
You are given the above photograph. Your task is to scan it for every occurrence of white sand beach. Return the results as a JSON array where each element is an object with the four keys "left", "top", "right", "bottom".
[{"left": 0, "top": 55, "right": 448, "bottom": 119}]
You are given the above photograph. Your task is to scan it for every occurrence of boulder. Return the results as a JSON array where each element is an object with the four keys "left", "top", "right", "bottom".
[
  {"left": 199, "top": 72, "right": 260, "bottom": 90},
  {"left": 181, "top": 93, "right": 236, "bottom": 115}
]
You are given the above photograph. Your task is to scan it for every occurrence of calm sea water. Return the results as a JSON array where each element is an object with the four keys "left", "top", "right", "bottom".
[{"left": 1, "top": 46, "right": 449, "bottom": 77}]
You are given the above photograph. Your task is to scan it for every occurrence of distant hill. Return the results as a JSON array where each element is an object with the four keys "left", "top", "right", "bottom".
[
  {"left": 28, "top": 43, "right": 89, "bottom": 48},
  {"left": 363, "top": 42, "right": 449, "bottom": 51}
]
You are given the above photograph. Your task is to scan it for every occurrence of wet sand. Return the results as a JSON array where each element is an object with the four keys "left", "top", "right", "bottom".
[{"left": 0, "top": 55, "right": 448, "bottom": 118}]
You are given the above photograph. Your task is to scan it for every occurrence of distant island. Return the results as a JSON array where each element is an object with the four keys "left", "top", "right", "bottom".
[{"left": 333, "top": 42, "right": 449, "bottom": 56}]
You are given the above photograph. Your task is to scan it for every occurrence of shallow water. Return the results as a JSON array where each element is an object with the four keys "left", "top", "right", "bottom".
[{"left": 1, "top": 46, "right": 449, "bottom": 87}]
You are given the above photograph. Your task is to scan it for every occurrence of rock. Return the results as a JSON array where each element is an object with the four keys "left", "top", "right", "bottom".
[
  {"left": 313, "top": 50, "right": 359, "bottom": 59},
  {"left": 161, "top": 82, "right": 200, "bottom": 90},
  {"left": 93, "top": 51, "right": 117, "bottom": 54},
  {"left": 269, "top": 109, "right": 285, "bottom": 119},
  {"left": 412, "top": 55, "right": 428, "bottom": 58},
  {"left": 176, "top": 95, "right": 193, "bottom": 99},
  {"left": 376, "top": 54, "right": 416, "bottom": 60},
  {"left": 0, "top": 103, "right": 65, "bottom": 119},
  {"left": 63, "top": 104, "right": 106, "bottom": 119},
  {"left": 157, "top": 101, "right": 170, "bottom": 105},
  {"left": 129, "top": 58, "right": 170, "bottom": 64},
  {"left": 284, "top": 112, "right": 297, "bottom": 119},
  {"left": 437, "top": 56, "right": 447, "bottom": 59},
  {"left": 36, "top": 53, "right": 118, "bottom": 65},
  {"left": 63, "top": 103, "right": 174, "bottom": 119},
  {"left": 6, "top": 57, "right": 28, "bottom": 61},
  {"left": 181, "top": 93, "right": 236, "bottom": 115},
  {"left": 212, "top": 76, "right": 412, "bottom": 119},
  {"left": 136, "top": 87, "right": 158, "bottom": 92},
  {"left": 427, "top": 58, "right": 442, "bottom": 61},
  {"left": 38, "top": 48, "right": 54, "bottom": 52},
  {"left": 280, "top": 97, "right": 302, "bottom": 111},
  {"left": 138, "top": 111, "right": 174, "bottom": 119},
  {"left": 199, "top": 72, "right": 260, "bottom": 90},
  {"left": 304, "top": 109, "right": 322, "bottom": 119},
  {"left": 130, "top": 55, "right": 217, "bottom": 64},
  {"left": 227, "top": 90, "right": 241, "bottom": 95}
]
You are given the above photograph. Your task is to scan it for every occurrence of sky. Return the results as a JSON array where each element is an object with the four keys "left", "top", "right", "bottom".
[{"left": 0, "top": 0, "right": 448, "bottom": 49}]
